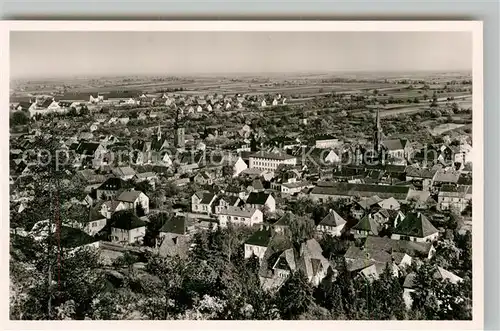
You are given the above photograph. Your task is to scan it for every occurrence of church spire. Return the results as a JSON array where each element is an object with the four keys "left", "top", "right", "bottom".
[
  {"left": 374, "top": 108, "right": 382, "bottom": 153},
  {"left": 157, "top": 124, "right": 161, "bottom": 141}
]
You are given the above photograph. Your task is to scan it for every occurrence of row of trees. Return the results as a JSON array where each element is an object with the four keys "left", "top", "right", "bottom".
[{"left": 10, "top": 222, "right": 473, "bottom": 320}]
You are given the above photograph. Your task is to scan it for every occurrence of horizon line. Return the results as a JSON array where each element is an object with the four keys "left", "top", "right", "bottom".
[{"left": 11, "top": 69, "right": 473, "bottom": 81}]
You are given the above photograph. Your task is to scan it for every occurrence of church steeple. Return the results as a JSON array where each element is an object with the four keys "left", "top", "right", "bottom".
[
  {"left": 374, "top": 108, "right": 382, "bottom": 153},
  {"left": 157, "top": 124, "right": 161, "bottom": 141}
]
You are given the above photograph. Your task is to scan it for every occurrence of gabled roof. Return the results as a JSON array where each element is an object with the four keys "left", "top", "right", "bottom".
[
  {"left": 219, "top": 206, "right": 259, "bottom": 218},
  {"left": 245, "top": 228, "right": 272, "bottom": 247},
  {"left": 39, "top": 98, "right": 54, "bottom": 108},
  {"left": 110, "top": 210, "right": 146, "bottom": 230},
  {"left": 251, "top": 179, "right": 264, "bottom": 190},
  {"left": 246, "top": 191, "right": 272, "bottom": 205},
  {"left": 117, "top": 190, "right": 144, "bottom": 203},
  {"left": 434, "top": 266, "right": 463, "bottom": 284},
  {"left": 159, "top": 215, "right": 187, "bottom": 235},
  {"left": 434, "top": 170, "right": 460, "bottom": 184},
  {"left": 112, "top": 166, "right": 136, "bottom": 178},
  {"left": 318, "top": 209, "right": 346, "bottom": 227},
  {"left": 382, "top": 139, "right": 406, "bottom": 151},
  {"left": 311, "top": 183, "right": 410, "bottom": 200},
  {"left": 405, "top": 166, "right": 437, "bottom": 179},
  {"left": 357, "top": 195, "right": 383, "bottom": 210},
  {"left": 392, "top": 212, "right": 438, "bottom": 238},
  {"left": 194, "top": 191, "right": 216, "bottom": 204},
  {"left": 352, "top": 215, "right": 380, "bottom": 235},
  {"left": 102, "top": 200, "right": 124, "bottom": 212}
]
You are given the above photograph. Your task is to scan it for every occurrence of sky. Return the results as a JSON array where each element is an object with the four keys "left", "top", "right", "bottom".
[{"left": 10, "top": 31, "right": 472, "bottom": 79}]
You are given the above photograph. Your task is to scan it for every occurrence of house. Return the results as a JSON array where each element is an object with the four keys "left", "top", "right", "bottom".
[
  {"left": 84, "top": 208, "right": 108, "bottom": 236},
  {"left": 89, "top": 94, "right": 104, "bottom": 104},
  {"left": 403, "top": 267, "right": 463, "bottom": 310},
  {"left": 249, "top": 151, "right": 297, "bottom": 172},
  {"left": 314, "top": 135, "right": 341, "bottom": 149},
  {"left": 391, "top": 212, "right": 439, "bottom": 243},
  {"left": 381, "top": 139, "right": 411, "bottom": 164},
  {"left": 248, "top": 179, "right": 265, "bottom": 192},
  {"left": 280, "top": 180, "right": 312, "bottom": 196},
  {"left": 450, "top": 142, "right": 473, "bottom": 165},
  {"left": 261, "top": 100, "right": 267, "bottom": 107},
  {"left": 310, "top": 182, "right": 412, "bottom": 203},
  {"left": 244, "top": 228, "right": 273, "bottom": 259},
  {"left": 17, "top": 101, "right": 37, "bottom": 114},
  {"left": 100, "top": 200, "right": 127, "bottom": 219},
  {"left": 316, "top": 209, "right": 347, "bottom": 237},
  {"left": 377, "top": 197, "right": 400, "bottom": 210},
  {"left": 350, "top": 195, "right": 383, "bottom": 219},
  {"left": 437, "top": 184, "right": 472, "bottom": 213},
  {"left": 96, "top": 177, "right": 128, "bottom": 200},
  {"left": 133, "top": 172, "right": 158, "bottom": 183},
  {"left": 193, "top": 171, "right": 214, "bottom": 186},
  {"left": 351, "top": 214, "right": 381, "bottom": 238},
  {"left": 245, "top": 192, "right": 276, "bottom": 213},
  {"left": 116, "top": 190, "right": 150, "bottom": 215},
  {"left": 217, "top": 207, "right": 263, "bottom": 227},
  {"left": 405, "top": 166, "right": 437, "bottom": 191},
  {"left": 231, "top": 157, "right": 248, "bottom": 177},
  {"left": 110, "top": 210, "right": 146, "bottom": 245},
  {"left": 433, "top": 169, "right": 461, "bottom": 187},
  {"left": 74, "top": 142, "right": 107, "bottom": 168},
  {"left": 112, "top": 166, "right": 136, "bottom": 180},
  {"left": 259, "top": 238, "right": 332, "bottom": 291},
  {"left": 364, "top": 235, "right": 434, "bottom": 261},
  {"left": 191, "top": 191, "right": 217, "bottom": 214},
  {"left": 157, "top": 215, "right": 191, "bottom": 258},
  {"left": 213, "top": 195, "right": 243, "bottom": 214}
]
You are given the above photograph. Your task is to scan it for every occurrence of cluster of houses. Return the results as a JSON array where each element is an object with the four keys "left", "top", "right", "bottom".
[
  {"left": 10, "top": 91, "right": 289, "bottom": 119},
  {"left": 9, "top": 88, "right": 472, "bottom": 312}
]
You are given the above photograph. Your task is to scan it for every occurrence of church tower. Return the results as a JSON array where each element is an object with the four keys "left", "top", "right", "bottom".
[
  {"left": 174, "top": 106, "right": 185, "bottom": 148},
  {"left": 374, "top": 108, "right": 382, "bottom": 153}
]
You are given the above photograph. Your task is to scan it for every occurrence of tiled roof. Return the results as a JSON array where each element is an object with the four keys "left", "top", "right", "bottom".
[
  {"left": 117, "top": 190, "right": 144, "bottom": 203},
  {"left": 159, "top": 215, "right": 187, "bottom": 235},
  {"left": 392, "top": 212, "right": 438, "bottom": 238},
  {"left": 318, "top": 209, "right": 346, "bottom": 227},
  {"left": 246, "top": 192, "right": 271, "bottom": 205},
  {"left": 110, "top": 210, "right": 146, "bottom": 230},
  {"left": 245, "top": 228, "right": 272, "bottom": 247},
  {"left": 352, "top": 215, "right": 380, "bottom": 235},
  {"left": 311, "top": 183, "right": 410, "bottom": 200}
]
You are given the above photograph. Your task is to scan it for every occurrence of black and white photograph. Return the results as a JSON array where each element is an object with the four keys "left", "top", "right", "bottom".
[{"left": 3, "top": 21, "right": 483, "bottom": 326}]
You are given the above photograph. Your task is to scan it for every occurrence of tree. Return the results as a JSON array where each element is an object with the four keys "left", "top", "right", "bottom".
[
  {"left": 11, "top": 111, "right": 30, "bottom": 126},
  {"left": 277, "top": 270, "right": 314, "bottom": 319}
]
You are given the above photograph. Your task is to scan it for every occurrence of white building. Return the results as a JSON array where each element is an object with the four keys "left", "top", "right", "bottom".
[
  {"left": 391, "top": 212, "right": 439, "bottom": 243},
  {"left": 248, "top": 151, "right": 297, "bottom": 172},
  {"left": 316, "top": 209, "right": 347, "bottom": 237},
  {"left": 110, "top": 211, "right": 147, "bottom": 244},
  {"left": 232, "top": 157, "right": 248, "bottom": 177},
  {"left": 217, "top": 207, "right": 263, "bottom": 228},
  {"left": 116, "top": 190, "right": 150, "bottom": 215},
  {"left": 244, "top": 228, "right": 272, "bottom": 260}
]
